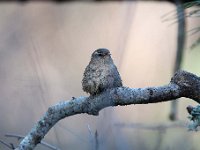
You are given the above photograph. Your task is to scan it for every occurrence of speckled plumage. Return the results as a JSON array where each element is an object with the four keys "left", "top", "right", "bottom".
[{"left": 82, "top": 48, "right": 122, "bottom": 95}]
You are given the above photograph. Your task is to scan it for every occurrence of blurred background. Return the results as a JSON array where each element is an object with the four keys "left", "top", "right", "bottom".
[{"left": 0, "top": 0, "right": 199, "bottom": 150}]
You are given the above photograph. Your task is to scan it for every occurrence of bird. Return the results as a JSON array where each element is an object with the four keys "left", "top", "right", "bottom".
[{"left": 82, "top": 48, "right": 122, "bottom": 96}]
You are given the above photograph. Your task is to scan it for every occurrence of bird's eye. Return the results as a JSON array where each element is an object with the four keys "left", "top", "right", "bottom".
[
  {"left": 94, "top": 51, "right": 103, "bottom": 56},
  {"left": 93, "top": 50, "right": 110, "bottom": 57},
  {"left": 97, "top": 53, "right": 104, "bottom": 56}
]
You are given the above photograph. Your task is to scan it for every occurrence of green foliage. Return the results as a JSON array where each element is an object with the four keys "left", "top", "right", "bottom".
[{"left": 183, "top": 0, "right": 200, "bottom": 9}]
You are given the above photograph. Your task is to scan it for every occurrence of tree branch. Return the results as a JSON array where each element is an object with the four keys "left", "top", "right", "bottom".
[{"left": 17, "top": 70, "right": 200, "bottom": 150}]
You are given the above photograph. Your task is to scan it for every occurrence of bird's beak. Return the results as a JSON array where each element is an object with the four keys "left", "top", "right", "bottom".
[{"left": 104, "top": 52, "right": 111, "bottom": 56}]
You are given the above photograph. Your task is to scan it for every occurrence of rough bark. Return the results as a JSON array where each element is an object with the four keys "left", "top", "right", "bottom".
[{"left": 17, "top": 70, "right": 200, "bottom": 150}]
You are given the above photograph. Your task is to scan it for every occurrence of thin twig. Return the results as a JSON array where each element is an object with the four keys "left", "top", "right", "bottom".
[
  {"left": 95, "top": 130, "right": 98, "bottom": 150},
  {"left": 5, "top": 134, "right": 59, "bottom": 150},
  {"left": 57, "top": 124, "right": 87, "bottom": 143},
  {"left": 87, "top": 124, "right": 95, "bottom": 150},
  {"left": 0, "top": 139, "right": 14, "bottom": 149},
  {"left": 114, "top": 121, "right": 187, "bottom": 131},
  {"left": 87, "top": 125, "right": 99, "bottom": 150},
  {"left": 87, "top": 125, "right": 93, "bottom": 139}
]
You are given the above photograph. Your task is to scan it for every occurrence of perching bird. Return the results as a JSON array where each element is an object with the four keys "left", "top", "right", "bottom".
[{"left": 82, "top": 48, "right": 122, "bottom": 95}]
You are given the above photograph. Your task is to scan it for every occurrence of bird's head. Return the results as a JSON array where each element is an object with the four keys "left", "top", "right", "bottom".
[{"left": 92, "top": 48, "right": 111, "bottom": 59}]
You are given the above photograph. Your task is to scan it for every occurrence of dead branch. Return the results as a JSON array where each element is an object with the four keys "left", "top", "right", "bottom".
[{"left": 17, "top": 70, "right": 200, "bottom": 150}]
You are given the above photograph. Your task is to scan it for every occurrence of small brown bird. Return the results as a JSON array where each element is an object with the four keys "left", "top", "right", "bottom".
[{"left": 82, "top": 48, "right": 122, "bottom": 95}]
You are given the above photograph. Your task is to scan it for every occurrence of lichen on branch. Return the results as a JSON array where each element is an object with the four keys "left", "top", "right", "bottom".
[{"left": 17, "top": 70, "right": 200, "bottom": 150}]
